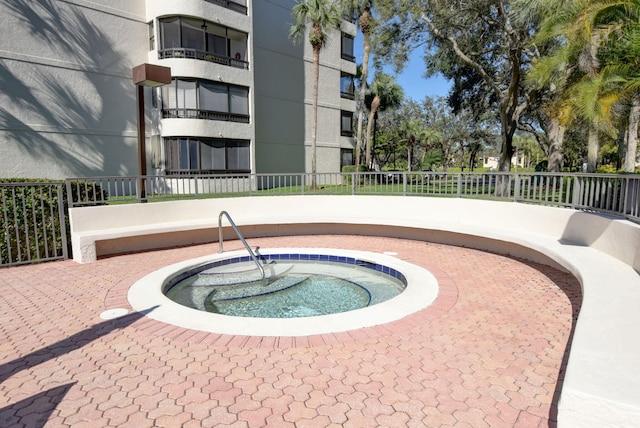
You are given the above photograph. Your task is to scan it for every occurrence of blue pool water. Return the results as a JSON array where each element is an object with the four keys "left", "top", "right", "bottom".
[{"left": 164, "top": 253, "right": 407, "bottom": 318}]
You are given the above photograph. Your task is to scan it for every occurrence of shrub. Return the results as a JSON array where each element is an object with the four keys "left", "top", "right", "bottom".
[
  {"left": 0, "top": 179, "right": 107, "bottom": 265},
  {"left": 341, "top": 165, "right": 370, "bottom": 185}
]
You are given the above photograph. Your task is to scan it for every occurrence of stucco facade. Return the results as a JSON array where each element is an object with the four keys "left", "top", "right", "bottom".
[{"left": 0, "top": 0, "right": 355, "bottom": 179}]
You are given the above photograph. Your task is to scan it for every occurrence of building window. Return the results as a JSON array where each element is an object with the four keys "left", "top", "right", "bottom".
[
  {"left": 340, "top": 72, "right": 355, "bottom": 99},
  {"left": 341, "top": 149, "right": 354, "bottom": 168},
  {"left": 204, "top": 0, "right": 248, "bottom": 15},
  {"left": 341, "top": 33, "right": 355, "bottom": 62},
  {"left": 161, "top": 78, "right": 250, "bottom": 123},
  {"left": 341, "top": 110, "right": 354, "bottom": 137},
  {"left": 164, "top": 137, "right": 250, "bottom": 174},
  {"left": 149, "top": 21, "right": 155, "bottom": 51},
  {"left": 158, "top": 16, "right": 248, "bottom": 69}
]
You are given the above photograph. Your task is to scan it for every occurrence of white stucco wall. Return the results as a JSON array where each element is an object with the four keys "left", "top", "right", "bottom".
[
  {"left": 68, "top": 195, "right": 640, "bottom": 426},
  {"left": 253, "top": 0, "right": 355, "bottom": 174},
  {"left": 0, "top": 0, "right": 148, "bottom": 179},
  {"left": 0, "top": 0, "right": 354, "bottom": 179}
]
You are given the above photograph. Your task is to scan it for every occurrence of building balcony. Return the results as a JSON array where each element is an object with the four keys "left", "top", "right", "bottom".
[
  {"left": 159, "top": 48, "right": 249, "bottom": 70},
  {"left": 204, "top": 0, "right": 247, "bottom": 15},
  {"left": 162, "top": 108, "right": 250, "bottom": 123},
  {"left": 340, "top": 90, "right": 355, "bottom": 100},
  {"left": 341, "top": 53, "right": 355, "bottom": 62}
]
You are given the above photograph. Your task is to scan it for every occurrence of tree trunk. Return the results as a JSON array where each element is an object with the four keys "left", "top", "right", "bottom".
[
  {"left": 354, "top": 28, "right": 371, "bottom": 170},
  {"left": 617, "top": 125, "right": 626, "bottom": 171},
  {"left": 587, "top": 127, "right": 599, "bottom": 173},
  {"left": 497, "top": 108, "right": 517, "bottom": 172},
  {"left": 624, "top": 100, "right": 640, "bottom": 173},
  {"left": 311, "top": 46, "right": 320, "bottom": 188},
  {"left": 496, "top": 105, "right": 518, "bottom": 197},
  {"left": 547, "top": 116, "right": 565, "bottom": 172},
  {"left": 365, "top": 96, "right": 380, "bottom": 169}
]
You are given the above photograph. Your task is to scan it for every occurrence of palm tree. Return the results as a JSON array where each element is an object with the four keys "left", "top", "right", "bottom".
[
  {"left": 342, "top": 0, "right": 375, "bottom": 169},
  {"left": 527, "top": 0, "right": 640, "bottom": 172},
  {"left": 595, "top": 1, "right": 640, "bottom": 171},
  {"left": 364, "top": 72, "right": 403, "bottom": 168},
  {"left": 402, "top": 119, "right": 436, "bottom": 172},
  {"left": 290, "top": 0, "right": 343, "bottom": 187}
]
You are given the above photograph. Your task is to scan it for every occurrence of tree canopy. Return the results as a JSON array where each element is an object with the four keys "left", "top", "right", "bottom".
[{"left": 367, "top": 0, "right": 640, "bottom": 172}]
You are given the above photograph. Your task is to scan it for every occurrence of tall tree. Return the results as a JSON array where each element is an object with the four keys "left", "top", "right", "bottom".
[
  {"left": 516, "top": 0, "right": 574, "bottom": 172},
  {"left": 598, "top": 0, "right": 640, "bottom": 172},
  {"left": 343, "top": 0, "right": 376, "bottom": 169},
  {"left": 527, "top": 0, "right": 640, "bottom": 172},
  {"left": 375, "top": 0, "right": 537, "bottom": 173},
  {"left": 365, "top": 72, "right": 404, "bottom": 168},
  {"left": 290, "top": 0, "right": 343, "bottom": 187}
]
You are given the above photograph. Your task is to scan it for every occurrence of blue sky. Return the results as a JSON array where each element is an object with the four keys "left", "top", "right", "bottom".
[{"left": 353, "top": 34, "right": 451, "bottom": 101}]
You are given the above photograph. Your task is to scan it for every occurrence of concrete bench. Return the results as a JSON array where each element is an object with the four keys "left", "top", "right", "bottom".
[{"left": 69, "top": 195, "right": 640, "bottom": 427}]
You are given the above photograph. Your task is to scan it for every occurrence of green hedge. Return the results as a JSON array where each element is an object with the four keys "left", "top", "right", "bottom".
[
  {"left": 0, "top": 179, "right": 107, "bottom": 265},
  {"left": 341, "top": 165, "right": 371, "bottom": 185}
]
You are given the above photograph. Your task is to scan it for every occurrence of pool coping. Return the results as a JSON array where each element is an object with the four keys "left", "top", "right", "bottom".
[{"left": 127, "top": 248, "right": 439, "bottom": 337}]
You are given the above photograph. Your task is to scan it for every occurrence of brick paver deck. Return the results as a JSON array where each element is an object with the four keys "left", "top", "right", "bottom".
[{"left": 0, "top": 235, "right": 581, "bottom": 427}]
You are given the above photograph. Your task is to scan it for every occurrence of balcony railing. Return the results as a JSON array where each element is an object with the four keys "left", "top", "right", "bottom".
[
  {"left": 204, "top": 0, "right": 247, "bottom": 14},
  {"left": 162, "top": 108, "right": 249, "bottom": 123},
  {"left": 159, "top": 48, "right": 248, "bottom": 70},
  {"left": 341, "top": 90, "right": 355, "bottom": 100},
  {"left": 64, "top": 171, "right": 640, "bottom": 225},
  {"left": 341, "top": 53, "right": 356, "bottom": 62}
]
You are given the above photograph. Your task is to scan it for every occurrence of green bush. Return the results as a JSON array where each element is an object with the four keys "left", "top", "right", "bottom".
[
  {"left": 0, "top": 179, "right": 107, "bottom": 265},
  {"left": 341, "top": 165, "right": 370, "bottom": 185}
]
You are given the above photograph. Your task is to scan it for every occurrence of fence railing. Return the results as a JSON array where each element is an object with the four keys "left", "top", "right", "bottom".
[
  {"left": 1, "top": 182, "right": 68, "bottom": 267},
  {"left": 65, "top": 171, "right": 640, "bottom": 223},
  {"left": 3, "top": 172, "right": 638, "bottom": 266}
]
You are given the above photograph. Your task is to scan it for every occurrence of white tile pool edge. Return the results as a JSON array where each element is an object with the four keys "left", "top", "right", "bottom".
[{"left": 127, "top": 248, "right": 439, "bottom": 337}]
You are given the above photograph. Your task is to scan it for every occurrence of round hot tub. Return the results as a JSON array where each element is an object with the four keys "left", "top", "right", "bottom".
[{"left": 128, "top": 248, "right": 438, "bottom": 336}]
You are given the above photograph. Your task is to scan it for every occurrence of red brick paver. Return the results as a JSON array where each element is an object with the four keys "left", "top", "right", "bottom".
[{"left": 0, "top": 236, "right": 581, "bottom": 427}]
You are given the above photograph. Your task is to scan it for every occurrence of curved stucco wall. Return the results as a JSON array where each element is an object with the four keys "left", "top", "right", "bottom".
[{"left": 69, "top": 195, "right": 640, "bottom": 427}]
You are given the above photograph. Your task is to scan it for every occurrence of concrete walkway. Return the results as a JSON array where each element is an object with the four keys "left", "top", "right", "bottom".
[{"left": 0, "top": 235, "right": 581, "bottom": 427}]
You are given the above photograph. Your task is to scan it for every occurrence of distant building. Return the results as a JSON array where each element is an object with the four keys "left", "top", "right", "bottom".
[
  {"left": 0, "top": 0, "right": 356, "bottom": 179},
  {"left": 483, "top": 155, "right": 526, "bottom": 170}
]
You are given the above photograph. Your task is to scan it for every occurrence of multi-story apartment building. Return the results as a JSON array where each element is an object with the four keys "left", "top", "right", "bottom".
[{"left": 0, "top": 0, "right": 356, "bottom": 179}]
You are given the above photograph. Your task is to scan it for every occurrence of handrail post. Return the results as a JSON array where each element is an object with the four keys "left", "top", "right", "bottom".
[{"left": 218, "top": 210, "right": 265, "bottom": 280}]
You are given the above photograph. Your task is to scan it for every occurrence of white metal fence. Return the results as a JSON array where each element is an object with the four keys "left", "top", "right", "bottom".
[
  {"left": 65, "top": 171, "right": 640, "bottom": 222},
  {"left": 3, "top": 172, "right": 638, "bottom": 266}
]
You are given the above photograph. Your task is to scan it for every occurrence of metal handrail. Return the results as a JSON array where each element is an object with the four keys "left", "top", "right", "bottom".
[{"left": 218, "top": 210, "right": 265, "bottom": 280}]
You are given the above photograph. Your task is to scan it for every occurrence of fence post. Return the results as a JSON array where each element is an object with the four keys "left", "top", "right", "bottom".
[
  {"left": 457, "top": 173, "right": 462, "bottom": 198},
  {"left": 351, "top": 173, "right": 356, "bottom": 195},
  {"left": 514, "top": 172, "right": 520, "bottom": 202},
  {"left": 402, "top": 172, "right": 407, "bottom": 196},
  {"left": 56, "top": 183, "right": 69, "bottom": 260},
  {"left": 65, "top": 179, "right": 74, "bottom": 209},
  {"left": 571, "top": 176, "right": 582, "bottom": 208}
]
